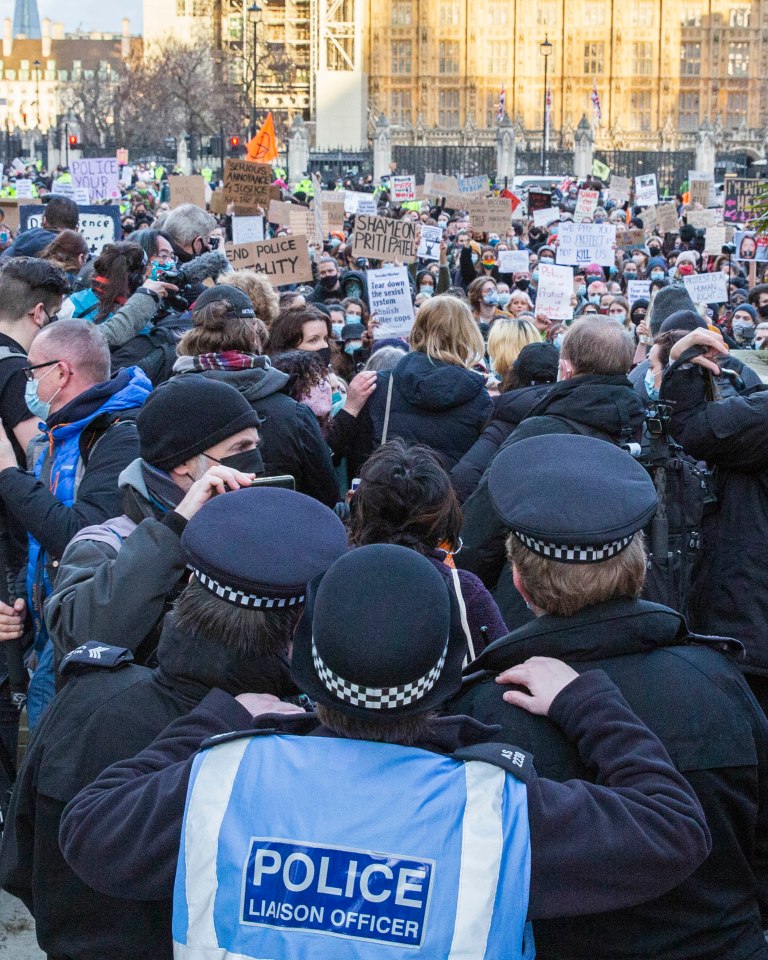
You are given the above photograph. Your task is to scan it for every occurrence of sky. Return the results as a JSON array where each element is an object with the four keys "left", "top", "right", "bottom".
[{"left": 2, "top": 0, "right": 143, "bottom": 34}]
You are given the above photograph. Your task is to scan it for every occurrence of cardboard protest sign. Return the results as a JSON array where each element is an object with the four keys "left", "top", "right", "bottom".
[
  {"left": 423, "top": 173, "right": 459, "bottom": 198},
  {"left": 391, "top": 176, "right": 416, "bottom": 202},
  {"left": 704, "top": 225, "right": 726, "bottom": 255},
  {"left": 344, "top": 192, "right": 377, "bottom": 215},
  {"left": 417, "top": 224, "right": 443, "bottom": 260},
  {"left": 323, "top": 201, "right": 345, "bottom": 232},
  {"left": 556, "top": 222, "right": 616, "bottom": 267},
  {"left": 733, "top": 231, "right": 768, "bottom": 262},
  {"left": 458, "top": 175, "right": 490, "bottom": 196},
  {"left": 627, "top": 279, "right": 651, "bottom": 305},
  {"left": 687, "top": 209, "right": 717, "bottom": 229},
  {"left": 575, "top": 189, "right": 599, "bottom": 222},
  {"left": 352, "top": 214, "right": 419, "bottom": 263},
  {"left": 71, "top": 157, "right": 120, "bottom": 202},
  {"left": 224, "top": 159, "right": 272, "bottom": 209},
  {"left": 225, "top": 235, "right": 313, "bottom": 285},
  {"left": 170, "top": 175, "right": 206, "bottom": 209},
  {"left": 536, "top": 262, "right": 574, "bottom": 320},
  {"left": 689, "top": 176, "right": 712, "bottom": 208},
  {"left": 655, "top": 202, "right": 679, "bottom": 234},
  {"left": 14, "top": 179, "right": 33, "bottom": 198},
  {"left": 232, "top": 215, "right": 265, "bottom": 244},
  {"left": 467, "top": 197, "right": 512, "bottom": 234},
  {"left": 635, "top": 173, "right": 658, "bottom": 207},
  {"left": 723, "top": 177, "right": 762, "bottom": 224},
  {"left": 210, "top": 190, "right": 229, "bottom": 215},
  {"left": 683, "top": 271, "right": 728, "bottom": 303},
  {"left": 0, "top": 198, "right": 35, "bottom": 233},
  {"left": 20, "top": 204, "right": 120, "bottom": 255},
  {"left": 533, "top": 206, "right": 560, "bottom": 228},
  {"left": 288, "top": 205, "right": 318, "bottom": 244},
  {"left": 368, "top": 265, "right": 416, "bottom": 339},
  {"left": 498, "top": 250, "right": 529, "bottom": 274},
  {"left": 321, "top": 189, "right": 344, "bottom": 204},
  {"left": 267, "top": 199, "right": 293, "bottom": 225},
  {"left": 606, "top": 175, "right": 631, "bottom": 204},
  {"left": 311, "top": 173, "right": 323, "bottom": 246},
  {"left": 641, "top": 205, "right": 658, "bottom": 233}
]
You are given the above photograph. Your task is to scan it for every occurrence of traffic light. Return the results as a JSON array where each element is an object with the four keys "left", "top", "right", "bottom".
[
  {"left": 229, "top": 136, "right": 240, "bottom": 148},
  {"left": 68, "top": 134, "right": 79, "bottom": 148}
]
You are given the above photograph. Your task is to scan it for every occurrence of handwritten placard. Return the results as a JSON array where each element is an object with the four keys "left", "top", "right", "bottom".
[
  {"left": 225, "top": 235, "right": 313, "bottom": 285},
  {"left": 352, "top": 214, "right": 419, "bottom": 263},
  {"left": 723, "top": 177, "right": 762, "bottom": 225},
  {"left": 498, "top": 250, "right": 529, "bottom": 274},
  {"left": 391, "top": 175, "right": 416, "bottom": 202},
  {"left": 170, "top": 175, "right": 207, "bottom": 209},
  {"left": 231, "top": 215, "right": 265, "bottom": 244},
  {"left": 556, "top": 222, "right": 616, "bottom": 267},
  {"left": 683, "top": 271, "right": 728, "bottom": 303},
  {"left": 71, "top": 157, "right": 120, "bottom": 202},
  {"left": 224, "top": 159, "right": 272, "bottom": 209},
  {"left": 536, "top": 262, "right": 574, "bottom": 320}
]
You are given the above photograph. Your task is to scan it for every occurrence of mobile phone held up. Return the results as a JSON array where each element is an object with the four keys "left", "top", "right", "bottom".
[{"left": 250, "top": 475, "right": 296, "bottom": 491}]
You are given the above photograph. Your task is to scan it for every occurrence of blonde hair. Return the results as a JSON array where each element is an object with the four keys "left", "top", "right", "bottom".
[
  {"left": 507, "top": 532, "right": 647, "bottom": 617},
  {"left": 487, "top": 317, "right": 540, "bottom": 378},
  {"left": 225, "top": 270, "right": 280, "bottom": 327},
  {"left": 409, "top": 294, "right": 485, "bottom": 368}
]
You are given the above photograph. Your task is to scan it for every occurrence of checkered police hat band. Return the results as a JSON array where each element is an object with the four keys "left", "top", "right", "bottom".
[
  {"left": 194, "top": 570, "right": 304, "bottom": 609},
  {"left": 311, "top": 637, "right": 449, "bottom": 710},
  {"left": 513, "top": 531, "right": 634, "bottom": 563}
]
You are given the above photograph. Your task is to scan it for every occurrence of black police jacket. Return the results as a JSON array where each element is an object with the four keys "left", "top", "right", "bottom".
[
  {"left": 0, "top": 618, "right": 297, "bottom": 960},
  {"left": 451, "top": 598, "right": 768, "bottom": 960}
]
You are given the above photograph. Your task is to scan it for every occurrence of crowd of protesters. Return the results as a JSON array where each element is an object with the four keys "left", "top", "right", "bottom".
[{"left": 0, "top": 156, "right": 762, "bottom": 960}]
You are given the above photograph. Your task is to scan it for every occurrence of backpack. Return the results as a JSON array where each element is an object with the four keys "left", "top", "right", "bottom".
[{"left": 110, "top": 313, "right": 190, "bottom": 387}]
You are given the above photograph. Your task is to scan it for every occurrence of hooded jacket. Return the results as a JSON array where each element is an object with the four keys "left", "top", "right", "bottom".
[
  {"left": 0, "top": 615, "right": 297, "bottom": 960},
  {"left": 453, "top": 599, "right": 768, "bottom": 960},
  {"left": 348, "top": 351, "right": 492, "bottom": 476},
  {"left": 450, "top": 383, "right": 554, "bottom": 502},
  {"left": 171, "top": 357, "right": 339, "bottom": 507},
  {"left": 457, "top": 374, "right": 645, "bottom": 627}
]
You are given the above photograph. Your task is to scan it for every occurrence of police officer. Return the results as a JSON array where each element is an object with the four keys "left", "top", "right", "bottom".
[
  {"left": 0, "top": 487, "right": 348, "bottom": 960},
  {"left": 59, "top": 543, "right": 709, "bottom": 959},
  {"left": 453, "top": 433, "right": 768, "bottom": 960}
]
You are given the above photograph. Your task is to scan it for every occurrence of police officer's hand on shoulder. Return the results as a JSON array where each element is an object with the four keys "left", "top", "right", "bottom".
[{"left": 496, "top": 657, "right": 579, "bottom": 717}]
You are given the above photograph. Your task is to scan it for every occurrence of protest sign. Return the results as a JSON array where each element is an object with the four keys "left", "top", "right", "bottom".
[
  {"left": 683, "top": 271, "right": 728, "bottom": 303},
  {"left": 556, "top": 222, "right": 616, "bottom": 267},
  {"left": 689, "top": 175, "right": 712, "bottom": 208},
  {"left": 498, "top": 250, "right": 530, "bottom": 274},
  {"left": 288, "top": 205, "right": 318, "bottom": 243},
  {"left": 170, "top": 175, "right": 206, "bottom": 209},
  {"left": 352, "top": 214, "right": 419, "bottom": 263},
  {"left": 641, "top": 205, "right": 658, "bottom": 233},
  {"left": 368, "top": 265, "right": 416, "bottom": 339},
  {"left": 267, "top": 199, "right": 293, "bottom": 225},
  {"left": 311, "top": 173, "right": 323, "bottom": 246},
  {"left": 321, "top": 189, "right": 344, "bottom": 204},
  {"left": 417, "top": 224, "right": 443, "bottom": 260},
  {"left": 533, "top": 206, "right": 561, "bottom": 228},
  {"left": 11, "top": 158, "right": 25, "bottom": 173},
  {"left": 536, "top": 263, "right": 574, "bottom": 320},
  {"left": 120, "top": 164, "right": 133, "bottom": 186},
  {"left": 116, "top": 148, "right": 129, "bottom": 165},
  {"left": 232, "top": 215, "right": 265, "bottom": 244},
  {"left": 733, "top": 231, "right": 768, "bottom": 262},
  {"left": 20, "top": 204, "right": 120, "bottom": 255},
  {"left": 423, "top": 173, "right": 459, "bottom": 198},
  {"left": 467, "top": 197, "right": 512, "bottom": 234},
  {"left": 635, "top": 173, "right": 658, "bottom": 207},
  {"left": 458, "top": 175, "right": 490, "bottom": 196},
  {"left": 655, "top": 202, "right": 679, "bottom": 234},
  {"left": 724, "top": 177, "right": 763, "bottom": 224},
  {"left": 226, "top": 235, "right": 313, "bottom": 285},
  {"left": 224, "top": 159, "right": 272, "bottom": 209},
  {"left": 607, "top": 175, "right": 631, "bottom": 204},
  {"left": 615, "top": 228, "right": 645, "bottom": 250},
  {"left": 627, "top": 280, "right": 652, "bottom": 306},
  {"left": 73, "top": 187, "right": 90, "bottom": 205},
  {"left": 575, "top": 189, "right": 599, "bottom": 222},
  {"left": 344, "top": 192, "right": 377, "bottom": 215},
  {"left": 1, "top": 198, "right": 35, "bottom": 233},
  {"left": 14, "top": 179, "right": 33, "bottom": 198},
  {"left": 527, "top": 190, "right": 553, "bottom": 214},
  {"left": 704, "top": 225, "right": 726, "bottom": 255},
  {"left": 71, "top": 157, "right": 120, "bottom": 202},
  {"left": 210, "top": 190, "right": 229, "bottom": 215},
  {"left": 323, "top": 200, "right": 345, "bottom": 232},
  {"left": 688, "top": 209, "right": 717, "bottom": 229},
  {"left": 391, "top": 176, "right": 416, "bottom": 202}
]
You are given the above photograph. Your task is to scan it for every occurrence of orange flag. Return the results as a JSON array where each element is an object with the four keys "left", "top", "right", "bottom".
[{"left": 247, "top": 112, "right": 279, "bottom": 163}]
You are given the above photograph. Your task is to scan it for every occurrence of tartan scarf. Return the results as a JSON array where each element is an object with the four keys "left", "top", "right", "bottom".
[{"left": 186, "top": 351, "right": 264, "bottom": 371}]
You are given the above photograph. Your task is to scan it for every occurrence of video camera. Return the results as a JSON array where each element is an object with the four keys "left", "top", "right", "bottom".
[{"left": 151, "top": 250, "right": 232, "bottom": 313}]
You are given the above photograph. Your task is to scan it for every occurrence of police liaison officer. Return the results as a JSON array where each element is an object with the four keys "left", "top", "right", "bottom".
[{"left": 59, "top": 545, "right": 710, "bottom": 960}]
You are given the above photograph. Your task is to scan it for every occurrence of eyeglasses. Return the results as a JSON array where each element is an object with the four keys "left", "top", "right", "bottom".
[{"left": 22, "top": 359, "right": 62, "bottom": 382}]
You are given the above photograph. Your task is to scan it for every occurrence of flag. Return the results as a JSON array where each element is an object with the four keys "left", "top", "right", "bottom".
[
  {"left": 590, "top": 81, "right": 602, "bottom": 123},
  {"left": 500, "top": 187, "right": 522, "bottom": 214},
  {"left": 497, "top": 84, "right": 506, "bottom": 124},
  {"left": 246, "top": 111, "right": 279, "bottom": 163},
  {"left": 592, "top": 158, "right": 611, "bottom": 180},
  {"left": 545, "top": 85, "right": 552, "bottom": 125}
]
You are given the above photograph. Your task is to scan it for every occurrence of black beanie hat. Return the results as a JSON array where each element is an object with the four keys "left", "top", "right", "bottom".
[
  {"left": 137, "top": 376, "right": 262, "bottom": 471},
  {"left": 659, "top": 309, "right": 706, "bottom": 334}
]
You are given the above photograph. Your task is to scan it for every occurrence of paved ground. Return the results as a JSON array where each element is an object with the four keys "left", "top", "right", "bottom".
[{"left": 0, "top": 890, "right": 43, "bottom": 958}]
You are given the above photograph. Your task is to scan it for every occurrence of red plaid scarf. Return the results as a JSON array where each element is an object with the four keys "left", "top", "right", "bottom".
[{"left": 191, "top": 352, "right": 263, "bottom": 371}]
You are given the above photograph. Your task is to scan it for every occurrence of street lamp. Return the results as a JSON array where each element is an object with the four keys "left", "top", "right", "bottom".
[
  {"left": 33, "top": 59, "right": 41, "bottom": 129},
  {"left": 539, "top": 36, "right": 552, "bottom": 174},
  {"left": 248, "top": 3, "right": 262, "bottom": 138}
]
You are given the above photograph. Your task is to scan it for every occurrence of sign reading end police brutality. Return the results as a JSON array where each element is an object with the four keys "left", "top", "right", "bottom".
[
  {"left": 226, "top": 236, "right": 312, "bottom": 286},
  {"left": 242, "top": 839, "right": 433, "bottom": 947},
  {"left": 353, "top": 215, "right": 419, "bottom": 263}
]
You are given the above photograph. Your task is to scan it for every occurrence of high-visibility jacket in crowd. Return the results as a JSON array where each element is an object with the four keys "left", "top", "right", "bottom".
[{"left": 173, "top": 732, "right": 533, "bottom": 960}]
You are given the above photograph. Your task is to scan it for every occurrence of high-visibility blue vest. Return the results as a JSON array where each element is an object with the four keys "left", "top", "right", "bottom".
[{"left": 173, "top": 732, "right": 533, "bottom": 959}]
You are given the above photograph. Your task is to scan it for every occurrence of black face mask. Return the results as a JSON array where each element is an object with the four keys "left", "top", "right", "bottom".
[
  {"left": 515, "top": 279, "right": 530, "bottom": 291},
  {"left": 320, "top": 275, "right": 339, "bottom": 290},
  {"left": 315, "top": 346, "right": 332, "bottom": 366},
  {"left": 207, "top": 448, "right": 265, "bottom": 476},
  {"left": 758, "top": 304, "right": 768, "bottom": 319}
]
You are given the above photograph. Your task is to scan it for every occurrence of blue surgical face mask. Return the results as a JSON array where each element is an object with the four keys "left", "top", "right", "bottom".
[
  {"left": 611, "top": 311, "right": 627, "bottom": 324},
  {"left": 497, "top": 292, "right": 511, "bottom": 308},
  {"left": 532, "top": 270, "right": 539, "bottom": 282},
  {"left": 25, "top": 365, "right": 60, "bottom": 422},
  {"left": 644, "top": 367, "right": 660, "bottom": 401},
  {"left": 589, "top": 295, "right": 601, "bottom": 305},
  {"left": 553, "top": 333, "right": 564, "bottom": 350},
  {"left": 609, "top": 265, "right": 618, "bottom": 276},
  {"left": 419, "top": 284, "right": 434, "bottom": 295},
  {"left": 483, "top": 291, "right": 499, "bottom": 306},
  {"left": 576, "top": 284, "right": 586, "bottom": 296},
  {"left": 331, "top": 322, "right": 344, "bottom": 339},
  {"left": 651, "top": 271, "right": 664, "bottom": 281},
  {"left": 344, "top": 340, "right": 363, "bottom": 356},
  {"left": 330, "top": 389, "right": 346, "bottom": 417}
]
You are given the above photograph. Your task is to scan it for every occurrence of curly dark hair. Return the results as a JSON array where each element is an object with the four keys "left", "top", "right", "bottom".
[
  {"left": 267, "top": 305, "right": 331, "bottom": 355},
  {"left": 349, "top": 439, "right": 462, "bottom": 554},
  {"left": 270, "top": 349, "right": 328, "bottom": 402}
]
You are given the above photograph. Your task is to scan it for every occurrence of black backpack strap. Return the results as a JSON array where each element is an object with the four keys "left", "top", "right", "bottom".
[{"left": 453, "top": 742, "right": 535, "bottom": 783}]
